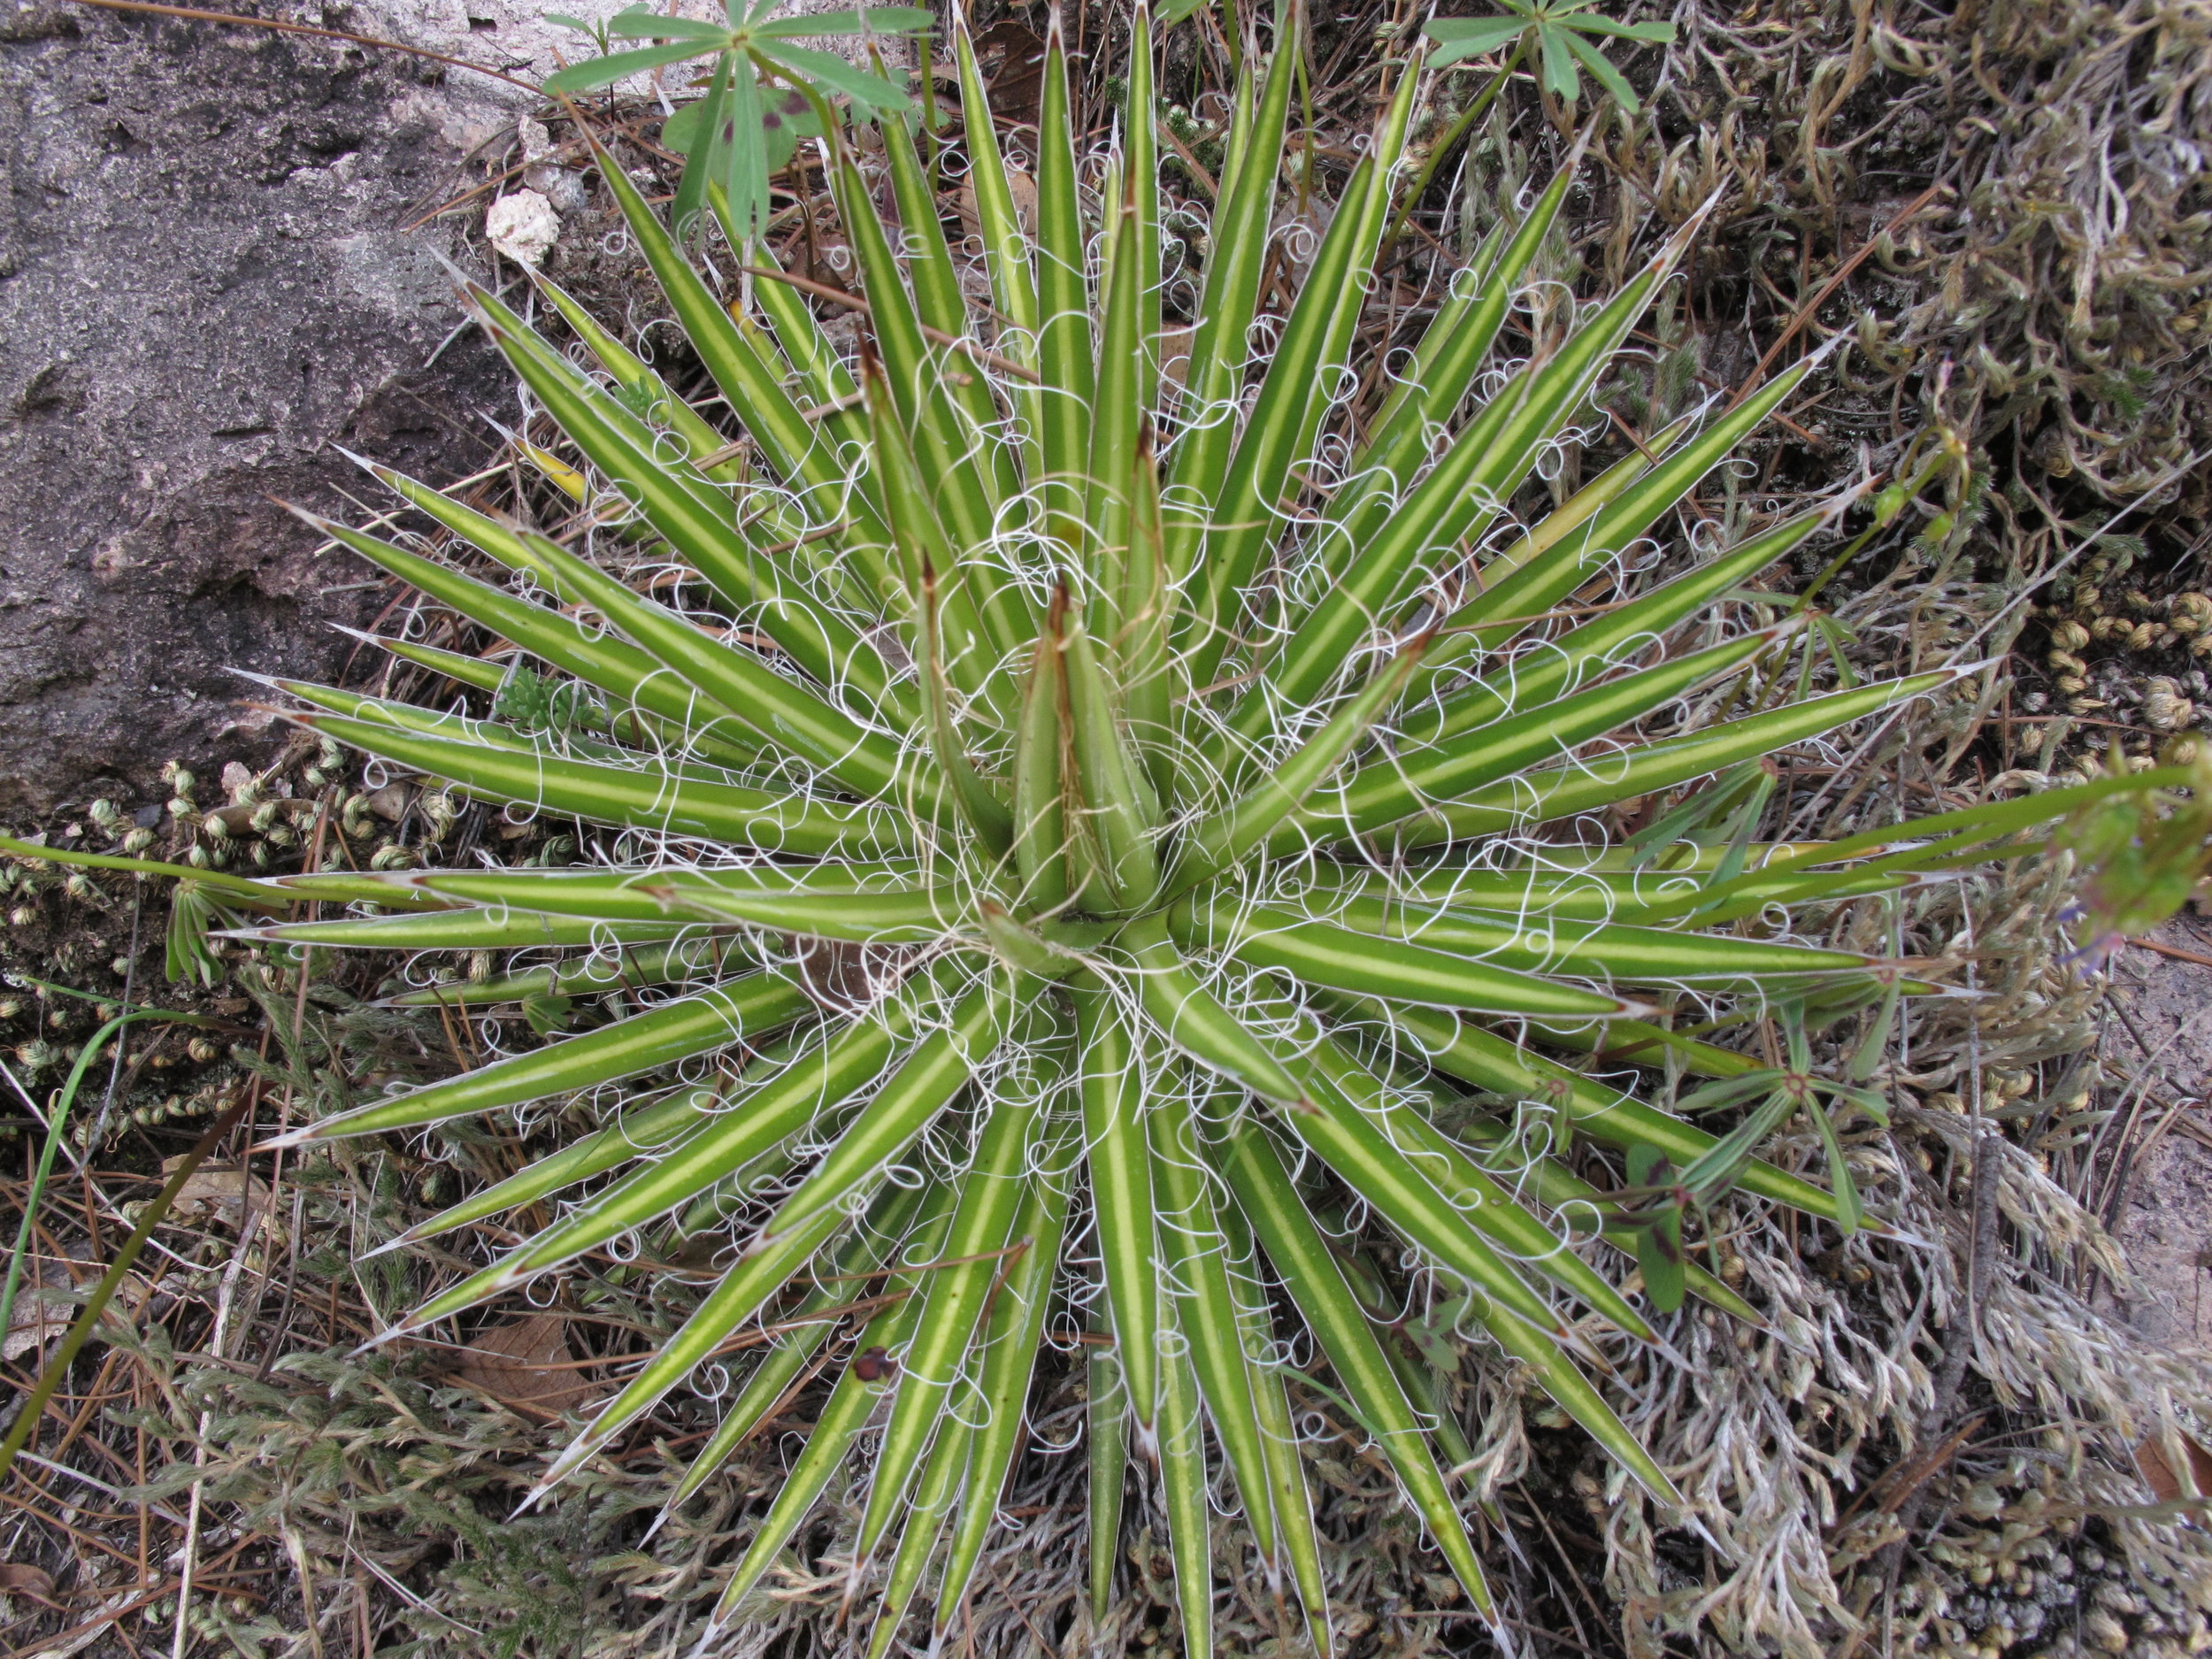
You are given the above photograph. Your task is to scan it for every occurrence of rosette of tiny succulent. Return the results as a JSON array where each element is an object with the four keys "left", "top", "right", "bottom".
[{"left": 224, "top": 12, "right": 2055, "bottom": 1652}]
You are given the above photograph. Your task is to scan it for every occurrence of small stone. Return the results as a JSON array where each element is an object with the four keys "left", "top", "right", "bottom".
[
  {"left": 518, "top": 116, "right": 585, "bottom": 212},
  {"left": 487, "top": 189, "right": 559, "bottom": 267}
]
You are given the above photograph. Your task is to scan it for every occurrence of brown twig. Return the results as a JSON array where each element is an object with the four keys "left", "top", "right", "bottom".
[{"left": 1727, "top": 180, "right": 1949, "bottom": 411}]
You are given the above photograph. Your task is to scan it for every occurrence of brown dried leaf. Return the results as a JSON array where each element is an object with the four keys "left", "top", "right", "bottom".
[
  {"left": 0, "top": 1563, "right": 57, "bottom": 1601},
  {"left": 450, "top": 1313, "right": 598, "bottom": 1416},
  {"left": 160, "top": 1157, "right": 272, "bottom": 1222},
  {"left": 2136, "top": 1430, "right": 2212, "bottom": 1502}
]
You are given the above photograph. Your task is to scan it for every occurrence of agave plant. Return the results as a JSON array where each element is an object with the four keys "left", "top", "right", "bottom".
[{"left": 153, "top": 8, "right": 2146, "bottom": 1652}]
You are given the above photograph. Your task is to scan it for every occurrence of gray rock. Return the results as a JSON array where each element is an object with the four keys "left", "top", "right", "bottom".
[{"left": 0, "top": 0, "right": 520, "bottom": 816}]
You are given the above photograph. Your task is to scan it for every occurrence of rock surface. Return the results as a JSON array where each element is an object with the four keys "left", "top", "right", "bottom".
[
  {"left": 0, "top": 0, "right": 933, "bottom": 819},
  {"left": 0, "top": 0, "right": 564, "bottom": 818}
]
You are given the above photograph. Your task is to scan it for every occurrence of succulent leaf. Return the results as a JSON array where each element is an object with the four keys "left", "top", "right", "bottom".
[{"left": 240, "top": 17, "right": 2089, "bottom": 1644}]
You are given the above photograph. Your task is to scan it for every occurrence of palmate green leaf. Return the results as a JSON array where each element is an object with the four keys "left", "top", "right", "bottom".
[{"left": 245, "top": 10, "right": 2117, "bottom": 1646}]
